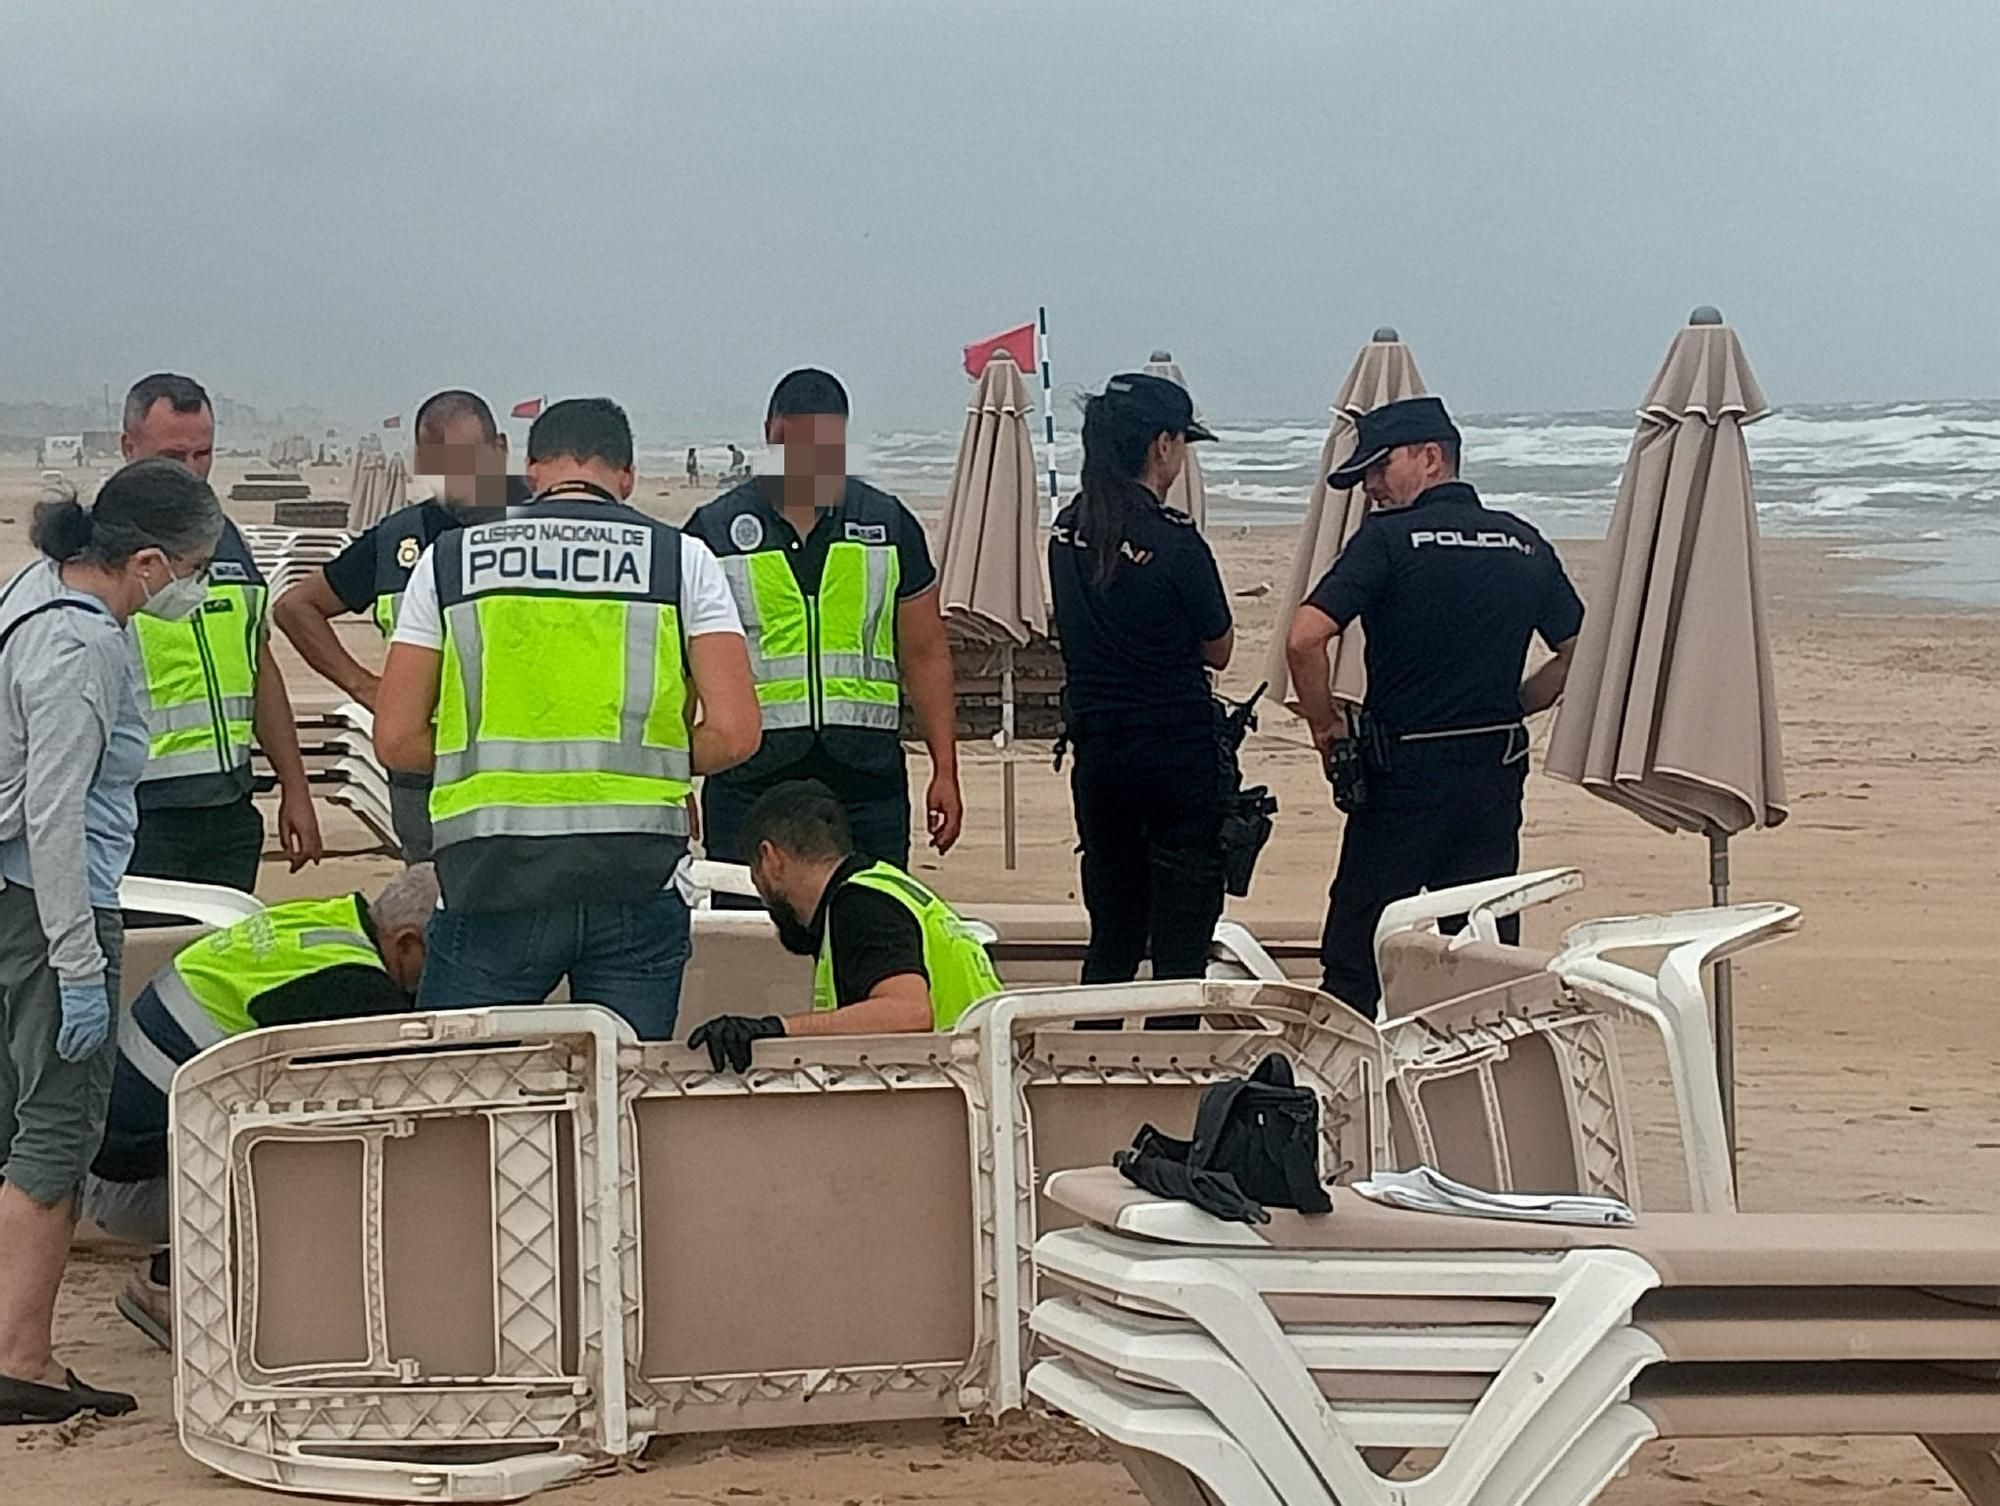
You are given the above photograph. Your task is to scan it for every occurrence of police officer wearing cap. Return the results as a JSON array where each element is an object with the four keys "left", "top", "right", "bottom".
[
  {"left": 1050, "top": 372, "right": 1232, "bottom": 984},
  {"left": 1285, "top": 396, "right": 1585, "bottom": 1017}
]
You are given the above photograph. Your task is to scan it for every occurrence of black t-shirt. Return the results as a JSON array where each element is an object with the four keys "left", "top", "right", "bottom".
[
  {"left": 685, "top": 477, "right": 937, "bottom": 785},
  {"left": 1306, "top": 482, "right": 1585, "bottom": 734},
  {"left": 1049, "top": 493, "right": 1231, "bottom": 725},
  {"left": 322, "top": 477, "right": 534, "bottom": 615},
  {"left": 810, "top": 855, "right": 928, "bottom": 1007}
]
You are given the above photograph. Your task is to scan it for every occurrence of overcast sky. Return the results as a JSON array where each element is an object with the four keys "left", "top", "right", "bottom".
[{"left": 3, "top": 0, "right": 1996, "bottom": 436}]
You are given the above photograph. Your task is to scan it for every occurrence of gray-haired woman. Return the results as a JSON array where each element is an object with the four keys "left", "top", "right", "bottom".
[{"left": 0, "top": 459, "right": 222, "bottom": 1424}]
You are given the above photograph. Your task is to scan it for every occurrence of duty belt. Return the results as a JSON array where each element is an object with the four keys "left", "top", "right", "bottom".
[{"left": 1394, "top": 721, "right": 1530, "bottom": 767}]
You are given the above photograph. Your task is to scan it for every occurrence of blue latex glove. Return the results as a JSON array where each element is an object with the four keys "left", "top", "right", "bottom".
[{"left": 56, "top": 979, "right": 111, "bottom": 1063}]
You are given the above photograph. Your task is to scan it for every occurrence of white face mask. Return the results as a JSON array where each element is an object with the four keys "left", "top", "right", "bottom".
[{"left": 137, "top": 566, "right": 208, "bottom": 621}]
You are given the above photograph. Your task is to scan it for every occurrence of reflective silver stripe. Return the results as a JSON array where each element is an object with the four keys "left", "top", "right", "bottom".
[
  {"left": 435, "top": 739, "right": 693, "bottom": 783},
  {"left": 856, "top": 545, "right": 900, "bottom": 685},
  {"left": 758, "top": 652, "right": 809, "bottom": 679},
  {"left": 818, "top": 652, "right": 881, "bottom": 679},
  {"left": 624, "top": 604, "right": 660, "bottom": 745},
  {"left": 298, "top": 927, "right": 373, "bottom": 952},
  {"left": 156, "top": 967, "right": 228, "bottom": 1051},
  {"left": 821, "top": 702, "right": 902, "bottom": 730},
  {"left": 118, "top": 1008, "right": 183, "bottom": 1094},
  {"left": 446, "top": 600, "right": 485, "bottom": 744},
  {"left": 142, "top": 694, "right": 255, "bottom": 735},
  {"left": 138, "top": 746, "right": 246, "bottom": 783},
  {"left": 718, "top": 556, "right": 760, "bottom": 626},
  {"left": 759, "top": 701, "right": 813, "bottom": 729},
  {"left": 432, "top": 801, "right": 691, "bottom": 843}
]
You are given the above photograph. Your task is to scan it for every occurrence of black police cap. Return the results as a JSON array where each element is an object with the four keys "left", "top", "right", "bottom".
[
  {"left": 1328, "top": 395, "right": 1461, "bottom": 488},
  {"left": 1102, "top": 371, "right": 1217, "bottom": 443}
]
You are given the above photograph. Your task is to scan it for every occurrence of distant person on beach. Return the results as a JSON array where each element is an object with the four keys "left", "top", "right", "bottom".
[
  {"left": 725, "top": 442, "right": 750, "bottom": 480},
  {"left": 273, "top": 389, "right": 529, "bottom": 861},
  {"left": 1049, "top": 373, "right": 1229, "bottom": 986},
  {"left": 686, "top": 446, "right": 700, "bottom": 486},
  {"left": 373, "top": 397, "right": 760, "bottom": 1037},
  {"left": 0, "top": 461, "right": 221, "bottom": 1425},
  {"left": 687, "top": 780, "right": 999, "bottom": 1071},
  {"left": 685, "top": 368, "right": 962, "bottom": 876},
  {"left": 1285, "top": 396, "right": 1584, "bottom": 1017},
  {"left": 119, "top": 373, "right": 322, "bottom": 897},
  {"left": 82, "top": 864, "right": 439, "bottom": 1351}
]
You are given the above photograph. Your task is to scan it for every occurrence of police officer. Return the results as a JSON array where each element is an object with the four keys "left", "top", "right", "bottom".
[
  {"left": 1049, "top": 373, "right": 1231, "bottom": 984},
  {"left": 372, "top": 398, "right": 762, "bottom": 1037},
  {"left": 684, "top": 369, "right": 962, "bottom": 874},
  {"left": 120, "top": 373, "right": 322, "bottom": 891},
  {"left": 273, "top": 390, "right": 531, "bottom": 861},
  {"left": 1284, "top": 396, "right": 1584, "bottom": 1017},
  {"left": 80, "top": 863, "right": 440, "bottom": 1351},
  {"left": 687, "top": 779, "right": 1002, "bottom": 1072}
]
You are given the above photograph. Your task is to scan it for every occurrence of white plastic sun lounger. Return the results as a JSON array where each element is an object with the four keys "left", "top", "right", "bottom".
[
  {"left": 1373, "top": 869, "right": 1800, "bottom": 1212},
  {"left": 1028, "top": 1167, "right": 2000, "bottom": 1506}
]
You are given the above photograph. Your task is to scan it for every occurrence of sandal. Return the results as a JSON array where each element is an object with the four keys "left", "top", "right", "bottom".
[{"left": 0, "top": 1369, "right": 137, "bottom": 1425}]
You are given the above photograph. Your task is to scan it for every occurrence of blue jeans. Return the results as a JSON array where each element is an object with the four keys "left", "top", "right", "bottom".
[{"left": 417, "top": 891, "right": 691, "bottom": 1040}]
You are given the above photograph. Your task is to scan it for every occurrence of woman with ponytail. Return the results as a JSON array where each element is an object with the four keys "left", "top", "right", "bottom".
[
  {"left": 1048, "top": 373, "right": 1233, "bottom": 987},
  {"left": 0, "top": 458, "right": 220, "bottom": 1424}
]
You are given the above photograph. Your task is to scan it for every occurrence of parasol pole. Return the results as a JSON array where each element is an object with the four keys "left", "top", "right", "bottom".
[
  {"left": 1001, "top": 642, "right": 1018, "bottom": 870},
  {"left": 1708, "top": 828, "right": 1737, "bottom": 1172}
]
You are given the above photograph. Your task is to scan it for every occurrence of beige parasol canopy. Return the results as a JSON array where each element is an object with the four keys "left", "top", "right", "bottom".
[
  {"left": 1545, "top": 309, "right": 1787, "bottom": 836},
  {"left": 937, "top": 352, "right": 1048, "bottom": 646},
  {"left": 1142, "top": 351, "right": 1208, "bottom": 527},
  {"left": 1261, "top": 328, "right": 1427, "bottom": 707}
]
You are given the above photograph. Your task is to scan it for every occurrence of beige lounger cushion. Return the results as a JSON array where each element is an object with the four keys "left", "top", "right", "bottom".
[
  {"left": 1634, "top": 1362, "right": 2000, "bottom": 1437},
  {"left": 1376, "top": 932, "right": 1556, "bottom": 1019},
  {"left": 1046, "top": 1167, "right": 2000, "bottom": 1287}
]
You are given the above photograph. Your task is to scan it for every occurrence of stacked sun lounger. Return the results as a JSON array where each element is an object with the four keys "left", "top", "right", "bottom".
[
  {"left": 249, "top": 699, "right": 401, "bottom": 855},
  {"left": 238, "top": 522, "right": 352, "bottom": 598},
  {"left": 1027, "top": 1166, "right": 2000, "bottom": 1506}
]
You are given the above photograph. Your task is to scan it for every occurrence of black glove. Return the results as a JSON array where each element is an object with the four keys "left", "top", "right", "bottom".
[{"left": 687, "top": 1014, "right": 787, "bottom": 1073}]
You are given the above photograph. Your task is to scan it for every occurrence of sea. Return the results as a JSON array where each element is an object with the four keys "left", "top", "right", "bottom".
[{"left": 650, "top": 398, "right": 2000, "bottom": 605}]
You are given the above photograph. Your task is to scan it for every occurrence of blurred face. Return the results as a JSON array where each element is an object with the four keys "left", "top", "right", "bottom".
[
  {"left": 414, "top": 412, "right": 510, "bottom": 513},
  {"left": 379, "top": 926, "right": 428, "bottom": 994},
  {"left": 122, "top": 401, "right": 216, "bottom": 480},
  {"left": 766, "top": 411, "right": 847, "bottom": 481},
  {"left": 1363, "top": 443, "right": 1447, "bottom": 508}
]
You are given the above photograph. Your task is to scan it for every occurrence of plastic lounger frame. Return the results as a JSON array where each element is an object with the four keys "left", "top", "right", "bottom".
[
  {"left": 971, "top": 979, "right": 1386, "bottom": 1412},
  {"left": 171, "top": 1006, "right": 633, "bottom": 1502}
]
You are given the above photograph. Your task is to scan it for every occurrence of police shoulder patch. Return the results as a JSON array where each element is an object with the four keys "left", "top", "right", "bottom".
[
  {"left": 396, "top": 536, "right": 422, "bottom": 569},
  {"left": 728, "top": 512, "right": 765, "bottom": 552}
]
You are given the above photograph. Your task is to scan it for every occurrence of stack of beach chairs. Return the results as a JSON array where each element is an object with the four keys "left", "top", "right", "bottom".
[
  {"left": 148, "top": 871, "right": 2000, "bottom": 1505},
  {"left": 250, "top": 699, "right": 399, "bottom": 856},
  {"left": 240, "top": 522, "right": 353, "bottom": 599}
]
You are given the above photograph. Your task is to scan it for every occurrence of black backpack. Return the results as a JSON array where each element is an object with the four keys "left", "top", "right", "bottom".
[{"left": 1113, "top": 1053, "right": 1332, "bottom": 1224}]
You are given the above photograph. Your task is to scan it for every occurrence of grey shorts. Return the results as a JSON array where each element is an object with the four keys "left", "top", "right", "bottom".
[
  {"left": 81, "top": 1172, "right": 170, "bottom": 1245},
  {"left": 0, "top": 883, "right": 123, "bottom": 1207}
]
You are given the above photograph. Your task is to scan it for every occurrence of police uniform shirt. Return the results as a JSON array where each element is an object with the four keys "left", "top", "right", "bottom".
[
  {"left": 1049, "top": 494, "right": 1231, "bottom": 725},
  {"left": 810, "top": 853, "right": 928, "bottom": 1007},
  {"left": 1306, "top": 481, "right": 1584, "bottom": 734},
  {"left": 321, "top": 476, "right": 533, "bottom": 618},
  {"left": 683, "top": 476, "right": 938, "bottom": 782}
]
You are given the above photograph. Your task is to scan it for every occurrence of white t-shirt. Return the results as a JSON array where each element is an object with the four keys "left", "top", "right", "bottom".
[{"left": 391, "top": 529, "right": 743, "bottom": 651}]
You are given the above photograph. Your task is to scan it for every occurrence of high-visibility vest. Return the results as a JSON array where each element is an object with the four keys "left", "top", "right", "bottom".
[
  {"left": 706, "top": 484, "right": 904, "bottom": 736},
  {"left": 812, "top": 861, "right": 1002, "bottom": 1029},
  {"left": 127, "top": 893, "right": 384, "bottom": 1087},
  {"left": 130, "top": 519, "right": 266, "bottom": 789},
  {"left": 427, "top": 493, "right": 693, "bottom": 865}
]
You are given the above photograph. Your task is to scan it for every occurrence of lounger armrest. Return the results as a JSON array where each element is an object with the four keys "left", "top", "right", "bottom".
[
  {"left": 333, "top": 699, "right": 375, "bottom": 736},
  {"left": 1550, "top": 903, "right": 1797, "bottom": 1214},
  {"left": 954, "top": 977, "right": 1364, "bottom": 1037},
  {"left": 684, "top": 858, "right": 761, "bottom": 907},
  {"left": 1210, "top": 921, "right": 1287, "bottom": 981},
  {"left": 117, "top": 875, "right": 265, "bottom": 927},
  {"left": 1374, "top": 867, "right": 1583, "bottom": 952}
]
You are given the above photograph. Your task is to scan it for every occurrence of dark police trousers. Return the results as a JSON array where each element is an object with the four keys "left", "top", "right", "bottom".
[
  {"left": 1070, "top": 724, "right": 1224, "bottom": 983},
  {"left": 1320, "top": 753, "right": 1526, "bottom": 1018}
]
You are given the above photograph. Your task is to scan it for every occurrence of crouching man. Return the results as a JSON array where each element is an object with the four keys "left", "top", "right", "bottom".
[
  {"left": 689, "top": 780, "right": 1000, "bottom": 1072},
  {"left": 83, "top": 864, "right": 440, "bottom": 1348}
]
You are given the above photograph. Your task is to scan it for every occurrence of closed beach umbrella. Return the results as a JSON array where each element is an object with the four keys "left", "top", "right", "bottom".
[
  {"left": 1142, "top": 351, "right": 1208, "bottom": 527},
  {"left": 938, "top": 350, "right": 1047, "bottom": 868},
  {"left": 939, "top": 352, "right": 1047, "bottom": 645},
  {"left": 1546, "top": 306, "right": 1787, "bottom": 1163},
  {"left": 1262, "top": 328, "right": 1427, "bottom": 707}
]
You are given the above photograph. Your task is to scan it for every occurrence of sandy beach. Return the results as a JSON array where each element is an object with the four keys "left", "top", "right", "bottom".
[{"left": 5, "top": 454, "right": 1998, "bottom": 1505}]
